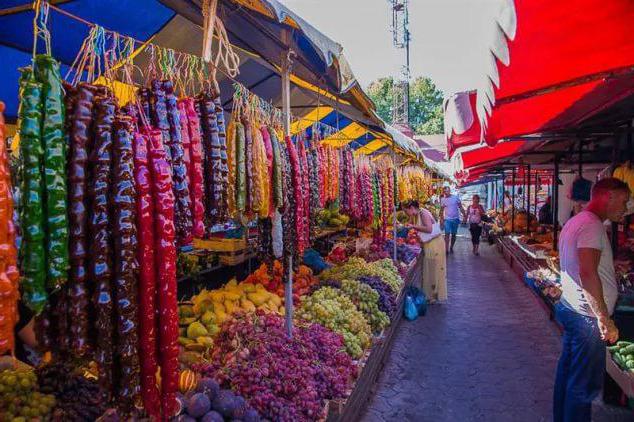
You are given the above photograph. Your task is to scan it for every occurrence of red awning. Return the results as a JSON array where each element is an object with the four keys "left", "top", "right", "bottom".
[
  {"left": 459, "top": 141, "right": 527, "bottom": 170},
  {"left": 444, "top": 91, "right": 481, "bottom": 158},
  {"left": 446, "top": 0, "right": 634, "bottom": 153},
  {"left": 480, "top": 0, "right": 634, "bottom": 145}
]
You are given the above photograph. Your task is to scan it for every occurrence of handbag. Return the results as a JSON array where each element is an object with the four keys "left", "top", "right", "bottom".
[{"left": 419, "top": 221, "right": 441, "bottom": 243}]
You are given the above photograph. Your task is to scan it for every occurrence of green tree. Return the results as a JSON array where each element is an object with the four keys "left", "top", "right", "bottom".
[{"left": 367, "top": 76, "right": 444, "bottom": 135}]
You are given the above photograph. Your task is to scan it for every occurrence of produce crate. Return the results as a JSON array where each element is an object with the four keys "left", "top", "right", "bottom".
[
  {"left": 193, "top": 237, "right": 246, "bottom": 252},
  {"left": 219, "top": 251, "right": 248, "bottom": 266},
  {"left": 606, "top": 349, "right": 634, "bottom": 399}
]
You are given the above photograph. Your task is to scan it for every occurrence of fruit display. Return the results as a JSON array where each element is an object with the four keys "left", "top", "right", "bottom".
[
  {"left": 243, "top": 261, "right": 319, "bottom": 303},
  {"left": 357, "top": 276, "right": 397, "bottom": 317},
  {"left": 0, "top": 368, "right": 56, "bottom": 421},
  {"left": 298, "top": 287, "right": 372, "bottom": 358},
  {"left": 383, "top": 240, "right": 420, "bottom": 265},
  {"left": 173, "top": 376, "right": 260, "bottom": 421},
  {"left": 339, "top": 279, "right": 389, "bottom": 333},
  {"left": 326, "top": 244, "right": 348, "bottom": 265},
  {"left": 320, "top": 257, "right": 404, "bottom": 294},
  {"left": 316, "top": 208, "right": 350, "bottom": 228},
  {"left": 36, "top": 361, "right": 107, "bottom": 421},
  {"left": 179, "top": 279, "right": 283, "bottom": 355},
  {"left": 608, "top": 341, "right": 634, "bottom": 371},
  {"left": 193, "top": 311, "right": 356, "bottom": 422}
]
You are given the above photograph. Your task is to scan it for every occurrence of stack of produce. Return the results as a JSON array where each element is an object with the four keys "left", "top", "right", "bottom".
[
  {"left": 0, "top": 101, "right": 19, "bottom": 355},
  {"left": 383, "top": 239, "right": 421, "bottom": 265},
  {"left": 193, "top": 311, "right": 357, "bottom": 421},
  {"left": 0, "top": 368, "right": 56, "bottom": 421},
  {"left": 297, "top": 286, "right": 372, "bottom": 358},
  {"left": 608, "top": 341, "right": 634, "bottom": 371},
  {"left": 242, "top": 261, "right": 319, "bottom": 303},
  {"left": 356, "top": 275, "right": 396, "bottom": 316},
  {"left": 339, "top": 279, "right": 390, "bottom": 333},
  {"left": 36, "top": 361, "right": 107, "bottom": 421},
  {"left": 319, "top": 257, "right": 404, "bottom": 295},
  {"left": 178, "top": 279, "right": 283, "bottom": 355},
  {"left": 325, "top": 244, "right": 348, "bottom": 265},
  {"left": 316, "top": 207, "right": 350, "bottom": 228},
  {"left": 175, "top": 377, "right": 261, "bottom": 421}
]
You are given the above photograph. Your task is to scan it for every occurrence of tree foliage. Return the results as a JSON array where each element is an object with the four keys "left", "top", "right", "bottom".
[{"left": 367, "top": 76, "right": 444, "bottom": 135}]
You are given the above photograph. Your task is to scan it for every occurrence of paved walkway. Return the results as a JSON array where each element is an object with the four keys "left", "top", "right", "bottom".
[{"left": 361, "top": 232, "right": 634, "bottom": 422}]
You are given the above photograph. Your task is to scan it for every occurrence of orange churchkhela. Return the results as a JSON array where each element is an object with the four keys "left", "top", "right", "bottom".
[{"left": 0, "top": 101, "right": 20, "bottom": 355}]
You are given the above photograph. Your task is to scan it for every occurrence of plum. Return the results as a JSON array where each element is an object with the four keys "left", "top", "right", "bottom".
[
  {"left": 196, "top": 377, "right": 220, "bottom": 401},
  {"left": 200, "top": 410, "right": 224, "bottom": 422},
  {"left": 212, "top": 390, "right": 238, "bottom": 417},
  {"left": 186, "top": 392, "right": 211, "bottom": 418}
]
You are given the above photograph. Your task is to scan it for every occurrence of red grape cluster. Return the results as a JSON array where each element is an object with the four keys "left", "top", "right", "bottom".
[{"left": 192, "top": 311, "right": 357, "bottom": 422}]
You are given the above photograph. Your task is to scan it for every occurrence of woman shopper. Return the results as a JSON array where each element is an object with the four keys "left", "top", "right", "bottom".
[
  {"left": 404, "top": 200, "right": 447, "bottom": 304},
  {"left": 465, "top": 194, "right": 486, "bottom": 255}
]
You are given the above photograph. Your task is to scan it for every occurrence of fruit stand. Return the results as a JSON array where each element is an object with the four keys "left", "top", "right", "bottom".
[{"left": 325, "top": 253, "right": 422, "bottom": 421}]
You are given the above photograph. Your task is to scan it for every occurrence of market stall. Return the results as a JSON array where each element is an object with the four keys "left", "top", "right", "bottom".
[{"left": 0, "top": 1, "right": 443, "bottom": 420}]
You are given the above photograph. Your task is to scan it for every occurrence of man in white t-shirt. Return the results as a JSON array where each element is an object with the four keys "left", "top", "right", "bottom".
[
  {"left": 554, "top": 178, "right": 628, "bottom": 422},
  {"left": 440, "top": 187, "right": 465, "bottom": 254}
]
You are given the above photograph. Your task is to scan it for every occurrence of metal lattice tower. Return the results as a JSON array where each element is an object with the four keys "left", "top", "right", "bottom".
[{"left": 389, "top": 0, "right": 410, "bottom": 126}]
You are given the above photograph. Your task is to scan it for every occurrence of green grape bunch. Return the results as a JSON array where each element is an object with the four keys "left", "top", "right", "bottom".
[
  {"left": 297, "top": 287, "right": 371, "bottom": 358},
  {"left": 340, "top": 279, "right": 389, "bottom": 333}
]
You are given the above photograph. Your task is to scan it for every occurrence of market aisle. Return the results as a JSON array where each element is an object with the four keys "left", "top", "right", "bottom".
[{"left": 361, "top": 232, "right": 632, "bottom": 422}]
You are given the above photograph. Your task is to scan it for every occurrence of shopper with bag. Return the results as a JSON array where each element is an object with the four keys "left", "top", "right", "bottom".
[
  {"left": 440, "top": 186, "right": 465, "bottom": 254},
  {"left": 404, "top": 201, "right": 447, "bottom": 304},
  {"left": 465, "top": 194, "right": 486, "bottom": 256}
]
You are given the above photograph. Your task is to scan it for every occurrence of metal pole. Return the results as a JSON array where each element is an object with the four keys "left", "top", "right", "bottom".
[
  {"left": 391, "top": 146, "right": 397, "bottom": 261},
  {"left": 526, "top": 164, "right": 531, "bottom": 234},
  {"left": 533, "top": 174, "right": 541, "bottom": 223},
  {"left": 553, "top": 157, "right": 559, "bottom": 250},
  {"left": 501, "top": 174, "right": 505, "bottom": 215},
  {"left": 611, "top": 132, "right": 622, "bottom": 253},
  {"left": 281, "top": 47, "right": 293, "bottom": 338},
  {"left": 511, "top": 167, "right": 515, "bottom": 233}
]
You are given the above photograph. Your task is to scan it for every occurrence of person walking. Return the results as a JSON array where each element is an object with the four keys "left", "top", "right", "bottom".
[
  {"left": 404, "top": 200, "right": 447, "bottom": 304},
  {"left": 554, "top": 178, "right": 628, "bottom": 422},
  {"left": 440, "top": 186, "right": 465, "bottom": 254},
  {"left": 465, "top": 194, "right": 486, "bottom": 255}
]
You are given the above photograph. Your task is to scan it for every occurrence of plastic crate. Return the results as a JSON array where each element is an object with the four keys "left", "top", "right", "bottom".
[{"left": 193, "top": 237, "right": 246, "bottom": 252}]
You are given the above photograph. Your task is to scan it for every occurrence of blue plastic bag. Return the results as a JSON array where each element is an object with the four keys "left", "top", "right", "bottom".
[
  {"left": 407, "top": 286, "right": 427, "bottom": 316},
  {"left": 404, "top": 295, "right": 418, "bottom": 321}
]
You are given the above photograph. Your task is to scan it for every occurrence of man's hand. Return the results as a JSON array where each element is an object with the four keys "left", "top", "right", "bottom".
[{"left": 598, "top": 317, "right": 619, "bottom": 343}]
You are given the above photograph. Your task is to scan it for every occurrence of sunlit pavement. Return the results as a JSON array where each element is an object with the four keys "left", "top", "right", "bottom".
[{"left": 361, "top": 230, "right": 634, "bottom": 422}]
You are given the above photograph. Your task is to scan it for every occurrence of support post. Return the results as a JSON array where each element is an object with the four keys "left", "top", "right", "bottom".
[
  {"left": 511, "top": 167, "right": 516, "bottom": 233},
  {"left": 611, "top": 132, "right": 622, "bottom": 253},
  {"left": 527, "top": 165, "right": 531, "bottom": 234},
  {"left": 281, "top": 48, "right": 293, "bottom": 338},
  {"left": 553, "top": 157, "right": 559, "bottom": 250},
  {"left": 501, "top": 175, "right": 505, "bottom": 215},
  {"left": 534, "top": 174, "right": 538, "bottom": 223},
  {"left": 391, "top": 146, "right": 397, "bottom": 261}
]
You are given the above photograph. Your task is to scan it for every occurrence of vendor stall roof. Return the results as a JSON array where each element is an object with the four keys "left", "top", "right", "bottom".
[
  {"left": 0, "top": 0, "right": 384, "bottom": 131},
  {"left": 445, "top": 0, "right": 634, "bottom": 152}
]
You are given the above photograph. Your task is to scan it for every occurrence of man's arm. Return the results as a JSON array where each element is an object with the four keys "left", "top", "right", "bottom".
[{"left": 578, "top": 248, "right": 619, "bottom": 343}]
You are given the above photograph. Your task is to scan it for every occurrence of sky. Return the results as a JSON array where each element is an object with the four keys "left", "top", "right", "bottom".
[{"left": 280, "top": 0, "right": 503, "bottom": 97}]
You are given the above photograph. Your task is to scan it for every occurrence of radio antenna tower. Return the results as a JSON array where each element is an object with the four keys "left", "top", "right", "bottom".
[{"left": 389, "top": 0, "right": 411, "bottom": 128}]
